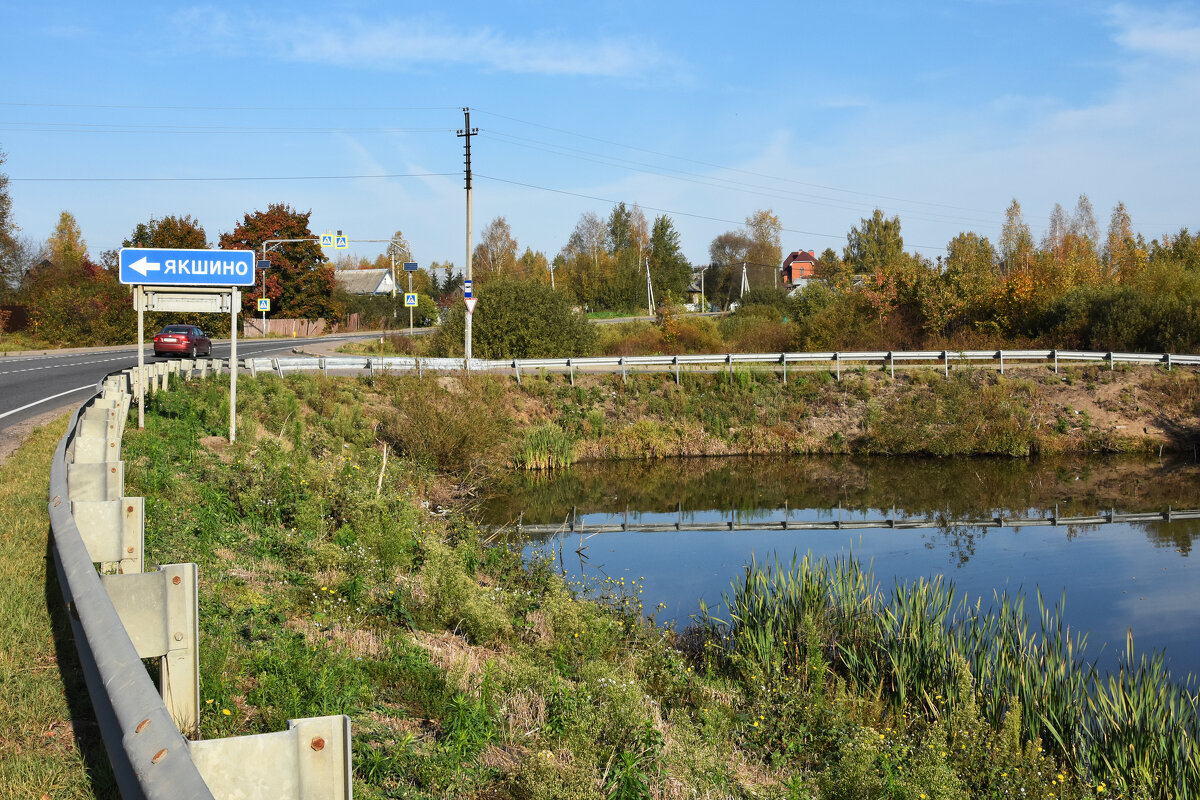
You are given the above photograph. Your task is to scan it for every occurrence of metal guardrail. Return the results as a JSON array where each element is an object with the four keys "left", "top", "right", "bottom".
[
  {"left": 513, "top": 508, "right": 1200, "bottom": 536},
  {"left": 48, "top": 358, "right": 352, "bottom": 800},
  {"left": 44, "top": 346, "right": 1200, "bottom": 795},
  {"left": 248, "top": 348, "right": 1200, "bottom": 384}
]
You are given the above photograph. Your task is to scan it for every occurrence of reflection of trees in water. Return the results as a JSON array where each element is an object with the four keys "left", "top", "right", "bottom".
[
  {"left": 482, "top": 454, "right": 1200, "bottom": 525},
  {"left": 483, "top": 455, "right": 1200, "bottom": 562},
  {"left": 1139, "top": 519, "right": 1200, "bottom": 556}
]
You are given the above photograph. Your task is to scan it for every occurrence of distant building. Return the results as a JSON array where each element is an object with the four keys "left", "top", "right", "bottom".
[
  {"left": 333, "top": 268, "right": 396, "bottom": 295},
  {"left": 780, "top": 250, "right": 817, "bottom": 288}
]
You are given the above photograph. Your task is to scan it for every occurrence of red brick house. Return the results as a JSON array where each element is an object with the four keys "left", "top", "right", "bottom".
[{"left": 780, "top": 250, "right": 817, "bottom": 287}]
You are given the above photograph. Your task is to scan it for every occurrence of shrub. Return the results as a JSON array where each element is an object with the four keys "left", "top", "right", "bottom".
[{"left": 434, "top": 277, "right": 595, "bottom": 358}]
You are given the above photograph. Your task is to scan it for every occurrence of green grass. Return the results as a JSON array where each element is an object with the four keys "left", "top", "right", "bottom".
[
  {"left": 99, "top": 372, "right": 1199, "bottom": 798},
  {"left": 0, "top": 416, "right": 114, "bottom": 799}
]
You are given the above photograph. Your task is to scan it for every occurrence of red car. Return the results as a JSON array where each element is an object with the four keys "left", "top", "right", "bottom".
[{"left": 153, "top": 325, "right": 212, "bottom": 358}]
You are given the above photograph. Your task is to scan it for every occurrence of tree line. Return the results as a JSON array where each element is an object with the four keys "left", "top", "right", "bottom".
[{"left": 1, "top": 139, "right": 1197, "bottom": 353}]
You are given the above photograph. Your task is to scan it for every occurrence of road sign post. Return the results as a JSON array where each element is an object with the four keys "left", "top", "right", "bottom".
[
  {"left": 403, "top": 262, "right": 418, "bottom": 337},
  {"left": 119, "top": 248, "right": 253, "bottom": 443}
]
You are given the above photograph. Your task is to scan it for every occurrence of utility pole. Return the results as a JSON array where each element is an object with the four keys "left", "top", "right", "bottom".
[
  {"left": 457, "top": 108, "right": 478, "bottom": 363},
  {"left": 740, "top": 262, "right": 750, "bottom": 297},
  {"left": 645, "top": 257, "right": 655, "bottom": 316}
]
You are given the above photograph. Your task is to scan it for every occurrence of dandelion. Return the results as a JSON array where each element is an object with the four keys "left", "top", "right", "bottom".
[{"left": 222, "top": 709, "right": 231, "bottom": 716}]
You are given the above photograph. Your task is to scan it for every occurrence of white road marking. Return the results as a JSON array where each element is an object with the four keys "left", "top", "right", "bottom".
[{"left": 0, "top": 384, "right": 96, "bottom": 420}]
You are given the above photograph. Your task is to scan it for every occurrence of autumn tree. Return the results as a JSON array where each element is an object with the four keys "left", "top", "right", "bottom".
[
  {"left": 745, "top": 209, "right": 783, "bottom": 273},
  {"left": 516, "top": 247, "right": 551, "bottom": 283},
  {"left": 559, "top": 211, "right": 609, "bottom": 308},
  {"left": 814, "top": 247, "right": 852, "bottom": 291},
  {"left": 123, "top": 214, "right": 208, "bottom": 249},
  {"left": 918, "top": 232, "right": 999, "bottom": 335},
  {"left": 1104, "top": 202, "right": 1145, "bottom": 283},
  {"left": 473, "top": 216, "right": 518, "bottom": 283},
  {"left": 218, "top": 203, "right": 334, "bottom": 320},
  {"left": 0, "top": 146, "right": 17, "bottom": 296},
  {"left": 999, "top": 200, "right": 1034, "bottom": 274},
  {"left": 1070, "top": 194, "right": 1099, "bottom": 246},
  {"left": 47, "top": 211, "right": 88, "bottom": 270},
  {"left": 708, "top": 229, "right": 753, "bottom": 308}
]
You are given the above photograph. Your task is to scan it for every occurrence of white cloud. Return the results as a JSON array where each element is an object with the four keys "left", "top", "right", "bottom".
[
  {"left": 1108, "top": 3, "right": 1200, "bottom": 62},
  {"left": 174, "top": 9, "right": 673, "bottom": 79}
]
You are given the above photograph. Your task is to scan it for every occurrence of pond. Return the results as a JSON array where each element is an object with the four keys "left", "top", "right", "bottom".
[{"left": 481, "top": 455, "right": 1200, "bottom": 680}]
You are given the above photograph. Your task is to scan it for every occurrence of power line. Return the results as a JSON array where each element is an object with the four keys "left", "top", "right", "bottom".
[
  {"left": 0, "top": 101, "right": 460, "bottom": 112},
  {"left": 474, "top": 173, "right": 947, "bottom": 252},
  {"left": 0, "top": 121, "right": 453, "bottom": 134},
  {"left": 8, "top": 172, "right": 456, "bottom": 182},
  {"left": 484, "top": 128, "right": 1003, "bottom": 229},
  {"left": 472, "top": 107, "right": 1013, "bottom": 220}
]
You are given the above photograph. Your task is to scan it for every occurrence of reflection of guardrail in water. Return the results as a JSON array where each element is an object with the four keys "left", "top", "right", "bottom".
[
  {"left": 248, "top": 348, "right": 1200, "bottom": 384},
  {"left": 48, "top": 358, "right": 351, "bottom": 800},
  {"left": 510, "top": 508, "right": 1200, "bottom": 536}
]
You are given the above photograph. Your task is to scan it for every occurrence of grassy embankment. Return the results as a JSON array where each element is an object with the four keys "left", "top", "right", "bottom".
[
  {"left": 0, "top": 417, "right": 114, "bottom": 799},
  {"left": 107, "top": 366, "right": 1199, "bottom": 798}
]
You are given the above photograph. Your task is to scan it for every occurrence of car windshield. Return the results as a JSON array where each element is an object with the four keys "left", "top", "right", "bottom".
[{"left": 160, "top": 326, "right": 191, "bottom": 334}]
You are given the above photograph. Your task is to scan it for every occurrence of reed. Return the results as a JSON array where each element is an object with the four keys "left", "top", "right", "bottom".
[
  {"left": 700, "top": 553, "right": 1200, "bottom": 798},
  {"left": 512, "top": 423, "right": 576, "bottom": 470}
]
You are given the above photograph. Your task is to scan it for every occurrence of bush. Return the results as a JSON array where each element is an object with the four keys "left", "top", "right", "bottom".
[{"left": 434, "top": 278, "right": 595, "bottom": 358}]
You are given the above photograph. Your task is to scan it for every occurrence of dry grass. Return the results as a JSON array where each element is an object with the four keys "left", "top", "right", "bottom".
[{"left": 0, "top": 415, "right": 112, "bottom": 798}]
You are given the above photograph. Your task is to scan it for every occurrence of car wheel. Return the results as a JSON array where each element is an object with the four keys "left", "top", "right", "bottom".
[{"left": 189, "top": 344, "right": 196, "bottom": 359}]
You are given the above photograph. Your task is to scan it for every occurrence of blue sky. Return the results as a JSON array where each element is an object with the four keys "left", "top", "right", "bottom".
[{"left": 3, "top": 0, "right": 1199, "bottom": 271}]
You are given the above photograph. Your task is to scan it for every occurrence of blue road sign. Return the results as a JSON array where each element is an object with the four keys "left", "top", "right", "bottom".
[
  {"left": 464, "top": 279, "right": 473, "bottom": 298},
  {"left": 403, "top": 261, "right": 419, "bottom": 272},
  {"left": 119, "top": 248, "right": 255, "bottom": 287}
]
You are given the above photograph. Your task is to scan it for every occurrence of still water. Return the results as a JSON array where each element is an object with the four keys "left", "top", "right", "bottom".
[{"left": 481, "top": 456, "right": 1200, "bottom": 679}]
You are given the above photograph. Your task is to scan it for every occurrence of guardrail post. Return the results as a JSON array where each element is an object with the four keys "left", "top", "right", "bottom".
[
  {"left": 72, "top": 498, "right": 144, "bottom": 574},
  {"left": 726, "top": 353, "right": 733, "bottom": 379},
  {"left": 835, "top": 352, "right": 840, "bottom": 382},
  {"left": 416, "top": 357, "right": 423, "bottom": 379},
  {"left": 673, "top": 356, "right": 680, "bottom": 385},
  {"left": 102, "top": 563, "right": 200, "bottom": 738},
  {"left": 67, "top": 461, "right": 125, "bottom": 501},
  {"left": 200, "top": 359, "right": 209, "bottom": 379},
  {"left": 779, "top": 353, "right": 786, "bottom": 383},
  {"left": 1166, "top": 353, "right": 1172, "bottom": 371},
  {"left": 620, "top": 356, "right": 626, "bottom": 383},
  {"left": 1109, "top": 351, "right": 1114, "bottom": 370},
  {"left": 887, "top": 351, "right": 894, "bottom": 379},
  {"left": 189, "top": 714, "right": 353, "bottom": 799},
  {"left": 1053, "top": 349, "right": 1058, "bottom": 373},
  {"left": 998, "top": 350, "right": 1004, "bottom": 375},
  {"left": 514, "top": 361, "right": 521, "bottom": 384},
  {"left": 568, "top": 358, "right": 574, "bottom": 386},
  {"left": 942, "top": 350, "right": 949, "bottom": 377}
]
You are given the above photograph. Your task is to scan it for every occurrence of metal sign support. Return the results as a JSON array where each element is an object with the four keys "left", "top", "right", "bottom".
[
  {"left": 230, "top": 289, "right": 239, "bottom": 443},
  {"left": 136, "top": 287, "right": 145, "bottom": 430}
]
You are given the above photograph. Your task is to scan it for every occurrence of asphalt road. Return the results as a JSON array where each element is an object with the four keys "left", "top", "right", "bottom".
[{"left": 0, "top": 335, "right": 375, "bottom": 435}]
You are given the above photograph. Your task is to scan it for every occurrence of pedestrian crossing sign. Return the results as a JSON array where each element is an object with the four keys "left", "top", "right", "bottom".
[{"left": 404, "top": 293, "right": 418, "bottom": 307}]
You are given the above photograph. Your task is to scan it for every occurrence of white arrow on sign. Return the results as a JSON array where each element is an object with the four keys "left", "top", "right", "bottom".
[
  {"left": 465, "top": 297, "right": 478, "bottom": 314},
  {"left": 128, "top": 256, "right": 161, "bottom": 277}
]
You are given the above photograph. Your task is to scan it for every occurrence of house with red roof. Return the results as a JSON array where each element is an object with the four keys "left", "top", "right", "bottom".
[{"left": 780, "top": 250, "right": 817, "bottom": 288}]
